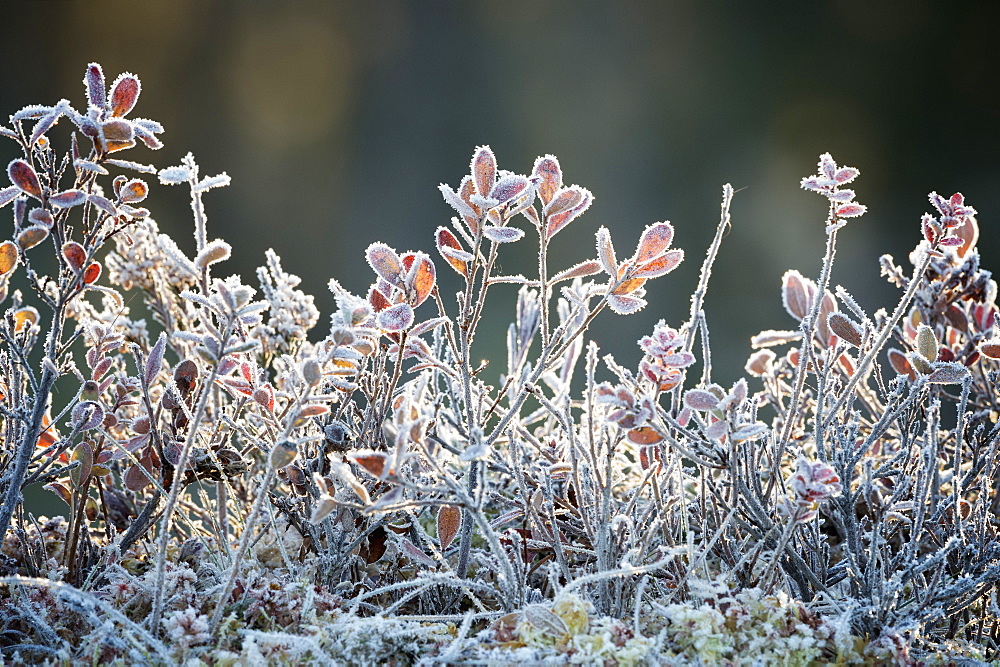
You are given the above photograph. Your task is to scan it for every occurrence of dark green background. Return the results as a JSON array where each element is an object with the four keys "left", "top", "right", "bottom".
[{"left": 2, "top": 0, "right": 998, "bottom": 389}]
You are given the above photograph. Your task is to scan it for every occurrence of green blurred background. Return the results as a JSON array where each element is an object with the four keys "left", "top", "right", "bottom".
[{"left": 2, "top": 0, "right": 999, "bottom": 387}]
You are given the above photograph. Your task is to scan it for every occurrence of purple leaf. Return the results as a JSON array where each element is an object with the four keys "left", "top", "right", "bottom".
[
  {"left": 145, "top": 334, "right": 167, "bottom": 386},
  {"left": 84, "top": 63, "right": 107, "bottom": 111},
  {"left": 607, "top": 293, "right": 646, "bottom": 315},
  {"left": 489, "top": 174, "right": 533, "bottom": 206},
  {"left": 377, "top": 303, "right": 414, "bottom": 332},
  {"left": 684, "top": 389, "right": 719, "bottom": 411},
  {"left": 482, "top": 226, "right": 524, "bottom": 243},
  {"left": 0, "top": 186, "right": 20, "bottom": 208},
  {"left": 49, "top": 189, "right": 87, "bottom": 208}
]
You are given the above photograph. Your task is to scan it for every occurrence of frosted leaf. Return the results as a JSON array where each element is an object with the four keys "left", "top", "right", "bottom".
[
  {"left": 607, "top": 293, "right": 646, "bottom": 315},
  {"left": 0, "top": 186, "right": 22, "bottom": 208},
  {"left": 835, "top": 203, "right": 867, "bottom": 218},
  {"left": 84, "top": 63, "right": 107, "bottom": 110},
  {"left": 551, "top": 260, "right": 602, "bottom": 284},
  {"left": 439, "top": 183, "right": 476, "bottom": 220},
  {"left": 145, "top": 333, "right": 167, "bottom": 386},
  {"left": 8, "top": 159, "right": 41, "bottom": 198},
  {"left": 542, "top": 187, "right": 584, "bottom": 218},
  {"left": 731, "top": 423, "right": 768, "bottom": 442},
  {"left": 532, "top": 154, "right": 562, "bottom": 205},
  {"left": 482, "top": 226, "right": 524, "bottom": 243},
  {"left": 436, "top": 226, "right": 470, "bottom": 277},
  {"left": 108, "top": 72, "right": 141, "bottom": 117},
  {"left": 595, "top": 226, "right": 618, "bottom": 275},
  {"left": 88, "top": 194, "right": 118, "bottom": 216},
  {"left": 61, "top": 242, "right": 86, "bottom": 272},
  {"left": 781, "top": 270, "right": 813, "bottom": 321},
  {"left": 489, "top": 174, "right": 533, "bottom": 206},
  {"left": 401, "top": 252, "right": 435, "bottom": 306},
  {"left": 633, "top": 222, "right": 675, "bottom": 264},
  {"left": 684, "top": 389, "right": 719, "bottom": 411},
  {"left": 366, "top": 242, "right": 404, "bottom": 287},
  {"left": 546, "top": 188, "right": 592, "bottom": 239},
  {"left": 632, "top": 249, "right": 684, "bottom": 278},
  {"left": 471, "top": 145, "right": 497, "bottom": 197},
  {"left": 0, "top": 241, "right": 18, "bottom": 276},
  {"left": 828, "top": 312, "right": 863, "bottom": 347},
  {"left": 927, "top": 362, "right": 969, "bottom": 384},
  {"left": 74, "top": 159, "right": 109, "bottom": 175},
  {"left": 49, "top": 189, "right": 87, "bottom": 208},
  {"left": 377, "top": 303, "right": 414, "bottom": 332}
]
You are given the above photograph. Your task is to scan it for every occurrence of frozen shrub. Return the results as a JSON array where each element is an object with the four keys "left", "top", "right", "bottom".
[{"left": 0, "top": 63, "right": 998, "bottom": 664}]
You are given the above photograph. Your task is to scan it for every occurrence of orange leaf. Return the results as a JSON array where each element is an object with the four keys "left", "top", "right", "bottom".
[
  {"left": 627, "top": 427, "right": 663, "bottom": 445},
  {"left": 436, "top": 227, "right": 469, "bottom": 277},
  {"left": 402, "top": 253, "right": 436, "bottom": 307},
  {"left": 350, "top": 451, "right": 388, "bottom": 478},
  {"left": 532, "top": 155, "right": 562, "bottom": 206},
  {"left": 437, "top": 505, "right": 462, "bottom": 550},
  {"left": 13, "top": 306, "right": 39, "bottom": 332},
  {"left": 0, "top": 240, "right": 18, "bottom": 276},
  {"left": 632, "top": 249, "right": 684, "bottom": 279},
  {"left": 633, "top": 222, "right": 674, "bottom": 264}
]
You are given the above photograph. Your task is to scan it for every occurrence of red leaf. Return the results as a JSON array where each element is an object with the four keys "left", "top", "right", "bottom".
[
  {"left": 489, "top": 175, "right": 533, "bottom": 206},
  {"left": 8, "top": 159, "right": 41, "bottom": 198},
  {"left": 120, "top": 179, "right": 148, "bottom": 203},
  {"left": 109, "top": 73, "right": 141, "bottom": 117},
  {"left": 835, "top": 203, "right": 866, "bottom": 218},
  {"left": 633, "top": 222, "right": 674, "bottom": 264},
  {"left": 368, "top": 284, "right": 392, "bottom": 312},
  {"left": 471, "top": 146, "right": 496, "bottom": 197},
  {"left": 63, "top": 241, "right": 88, "bottom": 270},
  {"left": 83, "top": 261, "right": 102, "bottom": 284}
]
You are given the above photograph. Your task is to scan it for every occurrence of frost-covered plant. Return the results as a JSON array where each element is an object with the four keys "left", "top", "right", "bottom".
[{"left": 1, "top": 63, "right": 999, "bottom": 665}]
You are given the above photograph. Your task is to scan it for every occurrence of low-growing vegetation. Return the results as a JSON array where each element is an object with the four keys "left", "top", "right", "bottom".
[{"left": 0, "top": 63, "right": 998, "bottom": 665}]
